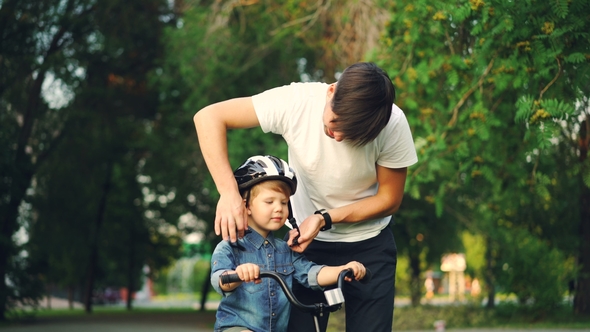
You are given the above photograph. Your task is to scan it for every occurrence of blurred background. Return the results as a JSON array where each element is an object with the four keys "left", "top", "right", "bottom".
[{"left": 1, "top": 0, "right": 589, "bottom": 324}]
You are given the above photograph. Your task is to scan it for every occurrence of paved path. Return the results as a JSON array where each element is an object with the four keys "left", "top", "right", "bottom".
[
  {"left": 1, "top": 312, "right": 215, "bottom": 332},
  {"left": 3, "top": 323, "right": 588, "bottom": 332},
  {"left": 3, "top": 318, "right": 589, "bottom": 332},
  {"left": 1, "top": 321, "right": 205, "bottom": 332}
]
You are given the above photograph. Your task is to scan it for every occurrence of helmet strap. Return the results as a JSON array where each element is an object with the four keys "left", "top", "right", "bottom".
[
  {"left": 244, "top": 189, "right": 252, "bottom": 208},
  {"left": 287, "top": 201, "right": 297, "bottom": 229}
]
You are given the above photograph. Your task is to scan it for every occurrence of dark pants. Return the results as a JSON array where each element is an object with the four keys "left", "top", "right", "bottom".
[{"left": 287, "top": 226, "right": 397, "bottom": 332}]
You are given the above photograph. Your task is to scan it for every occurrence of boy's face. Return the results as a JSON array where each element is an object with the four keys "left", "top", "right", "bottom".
[{"left": 247, "top": 185, "right": 289, "bottom": 236}]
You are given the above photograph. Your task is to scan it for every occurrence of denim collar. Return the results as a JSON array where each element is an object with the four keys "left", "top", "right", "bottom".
[{"left": 244, "top": 227, "right": 278, "bottom": 250}]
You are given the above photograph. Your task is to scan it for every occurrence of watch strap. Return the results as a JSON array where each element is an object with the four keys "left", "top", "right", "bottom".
[{"left": 315, "top": 209, "right": 332, "bottom": 231}]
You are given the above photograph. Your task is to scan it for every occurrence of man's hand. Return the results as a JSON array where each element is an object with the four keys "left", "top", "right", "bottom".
[
  {"left": 287, "top": 213, "right": 324, "bottom": 252},
  {"left": 215, "top": 191, "right": 248, "bottom": 242}
]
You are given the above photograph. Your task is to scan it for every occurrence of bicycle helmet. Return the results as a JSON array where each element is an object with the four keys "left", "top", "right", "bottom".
[{"left": 233, "top": 155, "right": 297, "bottom": 195}]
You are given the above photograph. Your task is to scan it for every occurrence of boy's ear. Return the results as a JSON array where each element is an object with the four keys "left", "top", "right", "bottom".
[{"left": 243, "top": 199, "right": 252, "bottom": 214}]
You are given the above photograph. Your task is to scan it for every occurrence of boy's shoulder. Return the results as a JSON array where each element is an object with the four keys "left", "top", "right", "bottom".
[{"left": 212, "top": 239, "right": 233, "bottom": 255}]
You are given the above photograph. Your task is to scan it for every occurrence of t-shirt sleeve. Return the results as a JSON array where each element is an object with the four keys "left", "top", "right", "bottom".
[
  {"left": 377, "top": 105, "right": 419, "bottom": 169},
  {"left": 251, "top": 84, "right": 296, "bottom": 136}
]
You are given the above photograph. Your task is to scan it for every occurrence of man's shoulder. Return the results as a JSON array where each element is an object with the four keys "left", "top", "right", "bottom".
[
  {"left": 267, "top": 81, "right": 328, "bottom": 95},
  {"left": 382, "top": 103, "right": 410, "bottom": 130},
  {"left": 293, "top": 81, "right": 329, "bottom": 94},
  {"left": 390, "top": 103, "right": 408, "bottom": 118}
]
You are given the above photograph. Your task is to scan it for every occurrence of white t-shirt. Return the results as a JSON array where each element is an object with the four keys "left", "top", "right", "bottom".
[{"left": 252, "top": 82, "right": 418, "bottom": 242}]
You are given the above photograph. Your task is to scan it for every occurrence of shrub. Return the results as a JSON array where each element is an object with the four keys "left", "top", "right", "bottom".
[{"left": 494, "top": 228, "right": 574, "bottom": 312}]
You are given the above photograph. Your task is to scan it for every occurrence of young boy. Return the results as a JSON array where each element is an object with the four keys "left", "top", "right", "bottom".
[{"left": 210, "top": 155, "right": 366, "bottom": 332}]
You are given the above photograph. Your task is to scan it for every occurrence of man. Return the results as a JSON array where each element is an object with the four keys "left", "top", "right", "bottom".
[{"left": 194, "top": 62, "right": 418, "bottom": 332}]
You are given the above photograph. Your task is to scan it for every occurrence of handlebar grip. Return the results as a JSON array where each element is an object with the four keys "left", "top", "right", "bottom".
[
  {"left": 360, "top": 268, "right": 373, "bottom": 284},
  {"left": 220, "top": 273, "right": 242, "bottom": 285}
]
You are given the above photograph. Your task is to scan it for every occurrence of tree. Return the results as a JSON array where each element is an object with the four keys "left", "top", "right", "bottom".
[
  {"left": 376, "top": 0, "right": 590, "bottom": 313},
  {"left": 395, "top": 195, "right": 463, "bottom": 306},
  {"left": 1, "top": 0, "right": 178, "bottom": 317},
  {"left": 0, "top": 0, "right": 97, "bottom": 319}
]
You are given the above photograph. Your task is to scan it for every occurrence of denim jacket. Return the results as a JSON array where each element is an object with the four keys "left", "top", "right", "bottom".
[{"left": 211, "top": 229, "right": 324, "bottom": 332}]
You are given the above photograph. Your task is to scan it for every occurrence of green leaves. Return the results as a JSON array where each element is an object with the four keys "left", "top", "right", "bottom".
[
  {"left": 550, "top": 0, "right": 570, "bottom": 19},
  {"left": 376, "top": 0, "right": 590, "bottom": 309},
  {"left": 565, "top": 52, "right": 586, "bottom": 64},
  {"left": 584, "top": 164, "right": 590, "bottom": 189}
]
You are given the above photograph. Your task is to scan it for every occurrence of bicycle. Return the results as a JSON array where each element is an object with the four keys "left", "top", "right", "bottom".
[{"left": 221, "top": 267, "right": 372, "bottom": 332}]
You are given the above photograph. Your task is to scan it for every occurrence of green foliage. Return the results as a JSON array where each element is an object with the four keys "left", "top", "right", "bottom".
[
  {"left": 3, "top": 249, "right": 45, "bottom": 317},
  {"left": 462, "top": 232, "right": 485, "bottom": 277},
  {"left": 152, "top": 257, "right": 213, "bottom": 297},
  {"left": 495, "top": 228, "right": 575, "bottom": 310},
  {"left": 4, "top": 0, "right": 589, "bottom": 319},
  {"left": 375, "top": 0, "right": 589, "bottom": 313},
  {"left": 393, "top": 304, "right": 494, "bottom": 330},
  {"left": 1, "top": 0, "right": 185, "bottom": 317},
  {"left": 327, "top": 302, "right": 590, "bottom": 331},
  {"left": 584, "top": 164, "right": 590, "bottom": 189}
]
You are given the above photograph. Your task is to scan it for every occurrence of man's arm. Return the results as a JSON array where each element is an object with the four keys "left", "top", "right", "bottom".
[
  {"left": 193, "top": 97, "right": 260, "bottom": 242},
  {"left": 288, "top": 165, "right": 407, "bottom": 252}
]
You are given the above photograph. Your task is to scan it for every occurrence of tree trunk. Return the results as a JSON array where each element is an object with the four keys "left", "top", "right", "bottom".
[
  {"left": 83, "top": 161, "right": 113, "bottom": 313},
  {"left": 46, "top": 284, "right": 51, "bottom": 310},
  {"left": 574, "top": 119, "right": 590, "bottom": 315},
  {"left": 0, "top": 62, "right": 48, "bottom": 321},
  {"left": 126, "top": 218, "right": 135, "bottom": 311},
  {"left": 199, "top": 266, "right": 212, "bottom": 312},
  {"left": 484, "top": 236, "right": 496, "bottom": 309},
  {"left": 0, "top": 160, "right": 34, "bottom": 321},
  {"left": 68, "top": 286, "right": 74, "bottom": 310},
  {"left": 409, "top": 251, "right": 422, "bottom": 307},
  {"left": 0, "top": 200, "right": 20, "bottom": 321},
  {"left": 575, "top": 185, "right": 590, "bottom": 315}
]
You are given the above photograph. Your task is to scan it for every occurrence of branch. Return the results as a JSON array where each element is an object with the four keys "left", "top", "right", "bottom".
[
  {"left": 270, "top": 0, "right": 331, "bottom": 35},
  {"left": 447, "top": 57, "right": 495, "bottom": 127},
  {"left": 398, "top": 47, "right": 413, "bottom": 78},
  {"left": 409, "top": 147, "right": 456, "bottom": 181},
  {"left": 445, "top": 29, "right": 455, "bottom": 55},
  {"left": 539, "top": 57, "right": 561, "bottom": 100},
  {"left": 444, "top": 205, "right": 476, "bottom": 231}
]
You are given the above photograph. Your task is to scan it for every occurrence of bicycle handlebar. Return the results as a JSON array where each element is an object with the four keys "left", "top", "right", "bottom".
[
  {"left": 221, "top": 271, "right": 325, "bottom": 314},
  {"left": 338, "top": 267, "right": 372, "bottom": 287},
  {"left": 220, "top": 268, "right": 373, "bottom": 315}
]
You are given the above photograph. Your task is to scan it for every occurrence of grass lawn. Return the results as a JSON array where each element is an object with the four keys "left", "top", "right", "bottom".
[
  {"left": 4, "top": 301, "right": 590, "bottom": 331},
  {"left": 326, "top": 303, "right": 590, "bottom": 331},
  {"left": 2, "top": 307, "right": 218, "bottom": 330}
]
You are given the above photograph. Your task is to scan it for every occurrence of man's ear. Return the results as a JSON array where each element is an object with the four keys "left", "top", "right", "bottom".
[{"left": 326, "top": 83, "right": 336, "bottom": 99}]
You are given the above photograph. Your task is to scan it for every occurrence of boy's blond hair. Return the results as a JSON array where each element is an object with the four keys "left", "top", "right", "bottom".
[{"left": 244, "top": 180, "right": 292, "bottom": 207}]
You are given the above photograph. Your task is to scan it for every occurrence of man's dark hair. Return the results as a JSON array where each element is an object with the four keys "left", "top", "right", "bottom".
[{"left": 331, "top": 62, "right": 396, "bottom": 147}]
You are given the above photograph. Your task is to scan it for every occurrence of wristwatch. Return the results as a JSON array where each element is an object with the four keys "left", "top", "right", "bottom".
[{"left": 314, "top": 209, "right": 332, "bottom": 231}]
